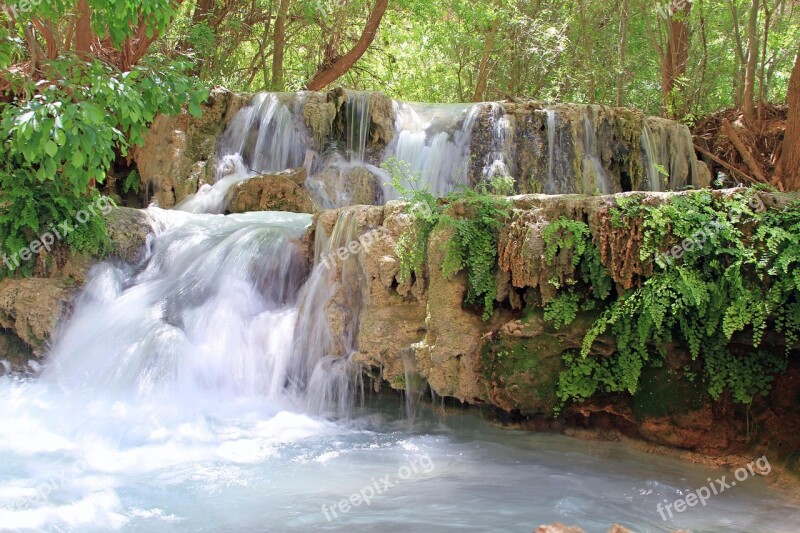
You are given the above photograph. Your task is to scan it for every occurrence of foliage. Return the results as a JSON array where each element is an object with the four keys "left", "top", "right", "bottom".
[
  {"left": 558, "top": 191, "right": 799, "bottom": 409},
  {"left": 385, "top": 158, "right": 510, "bottom": 319},
  {"left": 0, "top": 55, "right": 206, "bottom": 275},
  {"left": 381, "top": 158, "right": 439, "bottom": 283},
  {"left": 540, "top": 216, "right": 613, "bottom": 326},
  {"left": 543, "top": 291, "right": 580, "bottom": 329}
]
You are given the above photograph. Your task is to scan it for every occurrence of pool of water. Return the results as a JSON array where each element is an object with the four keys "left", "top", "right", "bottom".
[{"left": 0, "top": 376, "right": 797, "bottom": 532}]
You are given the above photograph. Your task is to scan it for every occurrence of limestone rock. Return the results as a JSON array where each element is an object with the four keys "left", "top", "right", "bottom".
[
  {"left": 105, "top": 207, "right": 152, "bottom": 264},
  {"left": 694, "top": 160, "right": 713, "bottom": 189},
  {"left": 134, "top": 88, "right": 247, "bottom": 208},
  {"left": 0, "top": 278, "right": 69, "bottom": 355},
  {"left": 0, "top": 331, "right": 32, "bottom": 374},
  {"left": 226, "top": 171, "right": 317, "bottom": 214},
  {"left": 311, "top": 165, "right": 384, "bottom": 207}
]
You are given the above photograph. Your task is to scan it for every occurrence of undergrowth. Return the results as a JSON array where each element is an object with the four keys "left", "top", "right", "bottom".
[{"left": 388, "top": 174, "right": 798, "bottom": 414}]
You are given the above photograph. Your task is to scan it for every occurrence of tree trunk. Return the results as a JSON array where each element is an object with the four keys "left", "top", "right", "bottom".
[
  {"left": 74, "top": 0, "right": 93, "bottom": 57},
  {"left": 192, "top": 0, "right": 214, "bottom": 24},
  {"left": 472, "top": 17, "right": 500, "bottom": 102},
  {"left": 616, "top": 0, "right": 630, "bottom": 107},
  {"left": 775, "top": 47, "right": 800, "bottom": 191},
  {"left": 743, "top": 0, "right": 760, "bottom": 121},
  {"left": 305, "top": 0, "right": 388, "bottom": 91},
  {"left": 661, "top": 3, "right": 691, "bottom": 118},
  {"left": 272, "top": 0, "right": 291, "bottom": 90},
  {"left": 757, "top": 0, "right": 771, "bottom": 119}
]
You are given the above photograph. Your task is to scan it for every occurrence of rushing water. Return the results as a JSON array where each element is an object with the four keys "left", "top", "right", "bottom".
[
  {"left": 1, "top": 206, "right": 798, "bottom": 532},
  {"left": 0, "top": 377, "right": 798, "bottom": 532}
]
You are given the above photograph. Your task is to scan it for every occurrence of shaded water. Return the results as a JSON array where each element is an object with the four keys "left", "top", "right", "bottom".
[{"left": 0, "top": 382, "right": 797, "bottom": 532}]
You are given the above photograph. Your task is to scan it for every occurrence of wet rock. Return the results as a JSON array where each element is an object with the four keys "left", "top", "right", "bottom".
[
  {"left": 0, "top": 278, "right": 68, "bottom": 355},
  {"left": 226, "top": 170, "right": 317, "bottom": 214},
  {"left": 105, "top": 207, "right": 152, "bottom": 264},
  {"left": 311, "top": 166, "right": 384, "bottom": 207},
  {"left": 134, "top": 88, "right": 248, "bottom": 208},
  {"left": 0, "top": 331, "right": 32, "bottom": 374},
  {"left": 694, "top": 160, "right": 713, "bottom": 188}
]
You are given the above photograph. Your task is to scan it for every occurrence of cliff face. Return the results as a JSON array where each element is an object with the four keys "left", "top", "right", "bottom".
[
  {"left": 309, "top": 190, "right": 800, "bottom": 463},
  {"left": 133, "top": 88, "right": 707, "bottom": 209}
]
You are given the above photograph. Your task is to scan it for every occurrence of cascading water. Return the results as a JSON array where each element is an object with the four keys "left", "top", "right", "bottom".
[
  {"left": 176, "top": 93, "right": 313, "bottom": 214},
  {"left": 382, "top": 101, "right": 482, "bottom": 200},
  {"left": 480, "top": 103, "right": 514, "bottom": 181},
  {"left": 545, "top": 108, "right": 561, "bottom": 194},
  {"left": 345, "top": 92, "right": 371, "bottom": 162},
  {"left": 640, "top": 122, "right": 664, "bottom": 192},
  {"left": 581, "top": 111, "right": 611, "bottom": 194},
  {"left": 3, "top": 91, "right": 796, "bottom": 531},
  {"left": 44, "top": 209, "right": 315, "bottom": 402}
]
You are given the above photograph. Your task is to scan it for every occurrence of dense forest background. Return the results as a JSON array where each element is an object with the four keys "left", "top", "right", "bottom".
[
  {"left": 165, "top": 0, "right": 800, "bottom": 120},
  {"left": 3, "top": 0, "right": 799, "bottom": 117},
  {"left": 0, "top": 0, "right": 799, "bottom": 269}
]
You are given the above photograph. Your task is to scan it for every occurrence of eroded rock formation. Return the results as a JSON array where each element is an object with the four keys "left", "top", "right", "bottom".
[{"left": 308, "top": 190, "right": 800, "bottom": 466}]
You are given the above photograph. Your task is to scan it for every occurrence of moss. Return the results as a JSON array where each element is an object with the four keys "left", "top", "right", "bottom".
[
  {"left": 633, "top": 365, "right": 710, "bottom": 420},
  {"left": 480, "top": 335, "right": 563, "bottom": 414}
]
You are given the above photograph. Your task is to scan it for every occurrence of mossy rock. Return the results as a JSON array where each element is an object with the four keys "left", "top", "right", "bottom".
[
  {"left": 480, "top": 335, "right": 563, "bottom": 415},
  {"left": 633, "top": 365, "right": 710, "bottom": 420}
]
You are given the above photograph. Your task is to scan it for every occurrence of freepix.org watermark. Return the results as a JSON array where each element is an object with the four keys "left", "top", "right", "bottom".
[
  {"left": 2, "top": 196, "right": 114, "bottom": 272},
  {"left": 655, "top": 193, "right": 765, "bottom": 268},
  {"left": 14, "top": 461, "right": 87, "bottom": 510},
  {"left": 656, "top": 455, "right": 771, "bottom": 521},
  {"left": 1, "top": 0, "right": 43, "bottom": 17},
  {"left": 318, "top": 201, "right": 432, "bottom": 271},
  {"left": 321, "top": 453, "right": 435, "bottom": 522}
]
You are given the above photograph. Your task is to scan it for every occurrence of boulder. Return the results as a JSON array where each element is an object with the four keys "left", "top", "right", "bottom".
[
  {"left": 311, "top": 165, "right": 384, "bottom": 207},
  {"left": 0, "top": 278, "right": 68, "bottom": 355},
  {"left": 226, "top": 170, "right": 317, "bottom": 214}
]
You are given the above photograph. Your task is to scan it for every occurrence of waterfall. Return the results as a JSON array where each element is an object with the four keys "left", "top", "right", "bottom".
[
  {"left": 290, "top": 208, "right": 369, "bottom": 414},
  {"left": 481, "top": 102, "right": 514, "bottom": 182},
  {"left": 219, "top": 92, "right": 310, "bottom": 174},
  {"left": 176, "top": 93, "right": 314, "bottom": 214},
  {"left": 640, "top": 121, "right": 664, "bottom": 192},
  {"left": 345, "top": 91, "right": 371, "bottom": 162},
  {"left": 545, "top": 108, "right": 560, "bottom": 194},
  {"left": 382, "top": 101, "right": 481, "bottom": 200},
  {"left": 581, "top": 110, "right": 610, "bottom": 194},
  {"left": 41, "top": 204, "right": 361, "bottom": 416},
  {"left": 44, "top": 210, "right": 318, "bottom": 400}
]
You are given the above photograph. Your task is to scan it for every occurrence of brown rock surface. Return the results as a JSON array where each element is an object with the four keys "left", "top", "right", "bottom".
[{"left": 226, "top": 170, "right": 317, "bottom": 214}]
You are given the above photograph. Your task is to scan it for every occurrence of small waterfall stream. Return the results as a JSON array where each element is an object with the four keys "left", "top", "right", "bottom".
[
  {"left": 382, "top": 101, "right": 481, "bottom": 200},
  {"left": 581, "top": 111, "right": 610, "bottom": 194}
]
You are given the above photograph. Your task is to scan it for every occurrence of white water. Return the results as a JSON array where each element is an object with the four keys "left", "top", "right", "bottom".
[
  {"left": 1, "top": 90, "right": 791, "bottom": 531},
  {"left": 345, "top": 92, "right": 371, "bottom": 162},
  {"left": 0, "top": 378, "right": 797, "bottom": 532},
  {"left": 480, "top": 103, "right": 514, "bottom": 181},
  {"left": 382, "top": 102, "right": 481, "bottom": 200},
  {"left": 582, "top": 112, "right": 611, "bottom": 194},
  {"left": 1, "top": 207, "right": 797, "bottom": 532},
  {"left": 640, "top": 122, "right": 664, "bottom": 192},
  {"left": 545, "top": 108, "right": 561, "bottom": 194}
]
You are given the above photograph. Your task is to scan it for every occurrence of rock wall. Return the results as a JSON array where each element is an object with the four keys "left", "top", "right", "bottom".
[
  {"left": 309, "top": 190, "right": 800, "bottom": 464},
  {"left": 133, "top": 88, "right": 705, "bottom": 209}
]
